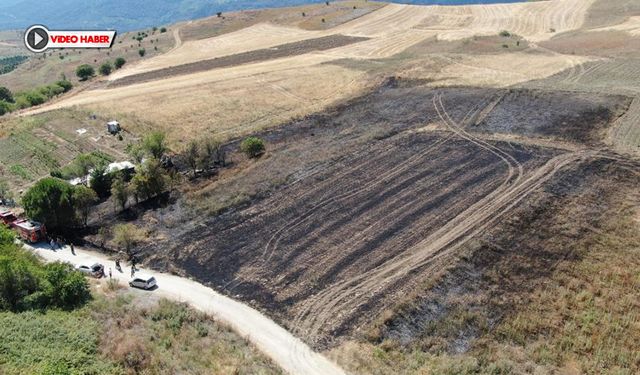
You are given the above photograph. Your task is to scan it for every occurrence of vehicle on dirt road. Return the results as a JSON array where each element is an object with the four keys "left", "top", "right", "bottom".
[
  {"left": 76, "top": 263, "right": 105, "bottom": 278},
  {"left": 0, "top": 210, "right": 18, "bottom": 225},
  {"left": 129, "top": 274, "right": 157, "bottom": 290},
  {"left": 12, "top": 219, "right": 47, "bottom": 243}
]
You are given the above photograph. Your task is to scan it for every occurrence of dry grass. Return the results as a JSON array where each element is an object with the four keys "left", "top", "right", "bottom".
[
  {"left": 0, "top": 27, "right": 176, "bottom": 92},
  {"left": 93, "top": 294, "right": 282, "bottom": 375}
]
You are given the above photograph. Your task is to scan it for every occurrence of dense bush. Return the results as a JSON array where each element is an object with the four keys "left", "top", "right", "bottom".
[
  {"left": 0, "top": 226, "right": 90, "bottom": 311},
  {"left": 142, "top": 131, "right": 167, "bottom": 159},
  {"left": 56, "top": 79, "right": 73, "bottom": 92},
  {"left": 0, "top": 86, "right": 13, "bottom": 102},
  {"left": 240, "top": 136, "right": 266, "bottom": 158},
  {"left": 0, "top": 100, "right": 10, "bottom": 115},
  {"left": 138, "top": 48, "right": 146, "bottom": 57},
  {"left": 76, "top": 64, "right": 95, "bottom": 81},
  {"left": 23, "top": 91, "right": 46, "bottom": 106},
  {"left": 99, "top": 61, "right": 113, "bottom": 76},
  {"left": 114, "top": 57, "right": 126, "bottom": 69}
]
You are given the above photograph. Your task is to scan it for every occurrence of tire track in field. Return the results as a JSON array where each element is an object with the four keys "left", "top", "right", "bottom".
[{"left": 290, "top": 94, "right": 594, "bottom": 346}]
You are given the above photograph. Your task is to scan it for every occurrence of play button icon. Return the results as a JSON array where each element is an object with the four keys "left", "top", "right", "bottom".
[{"left": 24, "top": 25, "right": 49, "bottom": 53}]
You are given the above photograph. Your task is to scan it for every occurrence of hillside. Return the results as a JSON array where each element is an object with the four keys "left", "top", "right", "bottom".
[
  {"left": 1, "top": 0, "right": 640, "bottom": 374},
  {"left": 0, "top": 0, "right": 315, "bottom": 31}
]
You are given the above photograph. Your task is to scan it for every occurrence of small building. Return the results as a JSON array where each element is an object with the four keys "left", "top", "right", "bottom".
[{"left": 107, "top": 120, "right": 121, "bottom": 135}]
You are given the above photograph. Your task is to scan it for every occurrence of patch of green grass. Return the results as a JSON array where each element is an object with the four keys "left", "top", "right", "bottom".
[
  {"left": 8, "top": 164, "right": 32, "bottom": 180},
  {"left": 0, "top": 308, "right": 120, "bottom": 375}
]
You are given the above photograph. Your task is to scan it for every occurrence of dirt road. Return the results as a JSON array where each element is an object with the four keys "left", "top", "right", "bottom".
[{"left": 27, "top": 243, "right": 346, "bottom": 375}]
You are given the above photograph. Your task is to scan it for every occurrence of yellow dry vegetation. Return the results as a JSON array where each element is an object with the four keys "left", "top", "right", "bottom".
[
  {"left": 38, "top": 60, "right": 367, "bottom": 142},
  {"left": 21, "top": 0, "right": 601, "bottom": 144},
  {"left": 589, "top": 16, "right": 640, "bottom": 36}
]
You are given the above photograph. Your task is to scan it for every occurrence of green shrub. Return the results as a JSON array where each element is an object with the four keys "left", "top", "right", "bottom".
[
  {"left": 99, "top": 61, "right": 113, "bottom": 76},
  {"left": 160, "top": 27, "right": 167, "bottom": 33},
  {"left": 0, "top": 86, "right": 13, "bottom": 103},
  {"left": 76, "top": 64, "right": 95, "bottom": 81},
  {"left": 0, "top": 100, "right": 11, "bottom": 115},
  {"left": 114, "top": 57, "right": 126, "bottom": 69},
  {"left": 42, "top": 262, "right": 91, "bottom": 310},
  {"left": 55, "top": 79, "right": 73, "bottom": 92},
  {"left": 24, "top": 91, "right": 46, "bottom": 106},
  {"left": 14, "top": 95, "right": 31, "bottom": 109},
  {"left": 89, "top": 165, "right": 112, "bottom": 199},
  {"left": 499, "top": 30, "right": 511, "bottom": 37},
  {"left": 138, "top": 48, "right": 146, "bottom": 57},
  {"left": 240, "top": 136, "right": 266, "bottom": 158}
]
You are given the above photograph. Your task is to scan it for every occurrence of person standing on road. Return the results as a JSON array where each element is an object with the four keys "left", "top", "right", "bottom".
[
  {"left": 49, "top": 238, "right": 55, "bottom": 250},
  {"left": 130, "top": 267, "right": 135, "bottom": 278},
  {"left": 108, "top": 268, "right": 112, "bottom": 279},
  {"left": 70, "top": 243, "right": 75, "bottom": 255}
]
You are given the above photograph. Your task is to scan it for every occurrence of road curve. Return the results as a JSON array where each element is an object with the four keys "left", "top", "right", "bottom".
[{"left": 26, "top": 243, "right": 346, "bottom": 375}]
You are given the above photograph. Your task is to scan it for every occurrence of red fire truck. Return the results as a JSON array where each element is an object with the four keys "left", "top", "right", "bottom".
[{"left": 11, "top": 219, "right": 47, "bottom": 244}]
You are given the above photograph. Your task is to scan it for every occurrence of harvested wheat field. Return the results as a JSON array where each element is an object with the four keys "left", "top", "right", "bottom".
[{"left": 23, "top": 0, "right": 604, "bottom": 145}]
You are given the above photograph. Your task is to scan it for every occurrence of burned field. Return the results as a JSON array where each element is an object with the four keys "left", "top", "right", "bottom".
[
  {"left": 108, "top": 34, "right": 368, "bottom": 87},
  {"left": 136, "top": 81, "right": 636, "bottom": 349}
]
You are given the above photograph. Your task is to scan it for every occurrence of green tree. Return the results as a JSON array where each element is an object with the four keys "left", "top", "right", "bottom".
[
  {"left": 73, "top": 185, "right": 98, "bottom": 226},
  {"left": 22, "top": 178, "right": 76, "bottom": 232},
  {"left": 240, "top": 137, "right": 266, "bottom": 158},
  {"left": 110, "top": 174, "right": 129, "bottom": 212},
  {"left": 75, "top": 64, "right": 95, "bottom": 81},
  {"left": 89, "top": 165, "right": 111, "bottom": 198},
  {"left": 160, "top": 27, "right": 167, "bottom": 33},
  {"left": 0, "top": 86, "right": 14, "bottom": 103},
  {"left": 138, "top": 48, "right": 146, "bottom": 57},
  {"left": 142, "top": 131, "right": 167, "bottom": 159},
  {"left": 114, "top": 57, "right": 126, "bottom": 69},
  {"left": 99, "top": 61, "right": 113, "bottom": 76},
  {"left": 112, "top": 223, "right": 144, "bottom": 256},
  {"left": 130, "top": 158, "right": 167, "bottom": 201}
]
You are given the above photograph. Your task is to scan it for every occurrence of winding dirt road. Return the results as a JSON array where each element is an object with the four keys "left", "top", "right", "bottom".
[{"left": 26, "top": 243, "right": 346, "bottom": 375}]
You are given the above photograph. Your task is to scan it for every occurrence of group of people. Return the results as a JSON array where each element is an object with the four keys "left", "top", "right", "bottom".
[
  {"left": 114, "top": 257, "right": 138, "bottom": 278},
  {"left": 48, "top": 236, "right": 74, "bottom": 254},
  {"left": 47, "top": 236, "right": 140, "bottom": 280}
]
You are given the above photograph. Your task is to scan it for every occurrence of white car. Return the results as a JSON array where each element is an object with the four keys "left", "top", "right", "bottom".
[
  {"left": 129, "top": 274, "right": 157, "bottom": 290},
  {"left": 76, "top": 263, "right": 104, "bottom": 278}
]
